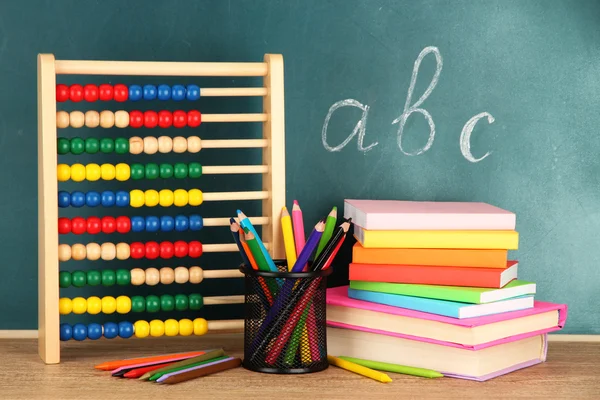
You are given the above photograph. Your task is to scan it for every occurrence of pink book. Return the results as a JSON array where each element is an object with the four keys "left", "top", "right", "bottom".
[{"left": 343, "top": 199, "right": 516, "bottom": 230}]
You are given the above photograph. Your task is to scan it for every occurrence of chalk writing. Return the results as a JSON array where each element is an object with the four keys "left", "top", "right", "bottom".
[
  {"left": 321, "top": 99, "right": 377, "bottom": 153},
  {"left": 460, "top": 112, "right": 495, "bottom": 163}
]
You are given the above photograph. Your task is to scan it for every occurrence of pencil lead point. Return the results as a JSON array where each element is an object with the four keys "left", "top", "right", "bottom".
[{"left": 293, "top": 200, "right": 299, "bottom": 205}]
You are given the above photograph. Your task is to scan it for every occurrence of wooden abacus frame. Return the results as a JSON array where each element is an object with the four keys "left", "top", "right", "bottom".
[{"left": 38, "top": 54, "right": 286, "bottom": 364}]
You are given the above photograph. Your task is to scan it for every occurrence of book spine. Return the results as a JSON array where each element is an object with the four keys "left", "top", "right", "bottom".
[{"left": 360, "top": 230, "right": 519, "bottom": 249}]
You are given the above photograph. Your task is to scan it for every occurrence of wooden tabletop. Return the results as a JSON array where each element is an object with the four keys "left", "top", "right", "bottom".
[{"left": 1, "top": 334, "right": 599, "bottom": 399}]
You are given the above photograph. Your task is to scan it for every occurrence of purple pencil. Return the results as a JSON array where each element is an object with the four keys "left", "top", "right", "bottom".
[{"left": 290, "top": 221, "right": 324, "bottom": 272}]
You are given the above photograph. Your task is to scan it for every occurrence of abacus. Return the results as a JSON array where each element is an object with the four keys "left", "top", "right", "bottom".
[{"left": 38, "top": 54, "right": 286, "bottom": 364}]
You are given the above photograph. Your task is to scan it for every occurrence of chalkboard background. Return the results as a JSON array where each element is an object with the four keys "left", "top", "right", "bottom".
[{"left": 0, "top": 0, "right": 597, "bottom": 334}]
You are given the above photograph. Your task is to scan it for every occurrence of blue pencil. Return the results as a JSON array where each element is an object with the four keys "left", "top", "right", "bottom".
[
  {"left": 290, "top": 221, "right": 324, "bottom": 272},
  {"left": 237, "top": 210, "right": 277, "bottom": 272}
]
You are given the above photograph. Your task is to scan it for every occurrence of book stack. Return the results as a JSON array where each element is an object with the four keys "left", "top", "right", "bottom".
[{"left": 326, "top": 200, "right": 568, "bottom": 381}]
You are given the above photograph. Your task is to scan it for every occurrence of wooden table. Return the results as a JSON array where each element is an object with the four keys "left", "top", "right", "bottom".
[{"left": 1, "top": 334, "right": 598, "bottom": 399}]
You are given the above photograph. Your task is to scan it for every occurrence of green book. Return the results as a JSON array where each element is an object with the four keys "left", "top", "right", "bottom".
[{"left": 349, "top": 280, "right": 536, "bottom": 304}]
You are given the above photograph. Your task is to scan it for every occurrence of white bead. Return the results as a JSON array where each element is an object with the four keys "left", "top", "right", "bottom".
[{"left": 174, "top": 266, "right": 189, "bottom": 284}]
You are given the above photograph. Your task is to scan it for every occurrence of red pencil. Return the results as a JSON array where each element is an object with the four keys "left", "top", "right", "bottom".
[{"left": 123, "top": 361, "right": 177, "bottom": 379}]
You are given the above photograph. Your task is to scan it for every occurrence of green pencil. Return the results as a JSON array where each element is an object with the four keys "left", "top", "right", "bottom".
[
  {"left": 138, "top": 348, "right": 225, "bottom": 380},
  {"left": 244, "top": 230, "right": 279, "bottom": 294},
  {"left": 315, "top": 207, "right": 337, "bottom": 257},
  {"left": 149, "top": 355, "right": 230, "bottom": 381},
  {"left": 337, "top": 356, "right": 444, "bottom": 379}
]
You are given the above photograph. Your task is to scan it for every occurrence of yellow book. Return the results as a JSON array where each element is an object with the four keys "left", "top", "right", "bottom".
[{"left": 354, "top": 226, "right": 518, "bottom": 249}]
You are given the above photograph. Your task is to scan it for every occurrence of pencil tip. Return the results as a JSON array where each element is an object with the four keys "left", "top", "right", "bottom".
[{"left": 293, "top": 200, "right": 298, "bottom": 205}]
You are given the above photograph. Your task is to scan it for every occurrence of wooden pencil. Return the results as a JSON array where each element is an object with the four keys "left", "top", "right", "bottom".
[
  {"left": 290, "top": 221, "right": 325, "bottom": 272},
  {"left": 124, "top": 362, "right": 177, "bottom": 379},
  {"left": 149, "top": 356, "right": 229, "bottom": 381},
  {"left": 292, "top": 200, "right": 306, "bottom": 256},
  {"left": 281, "top": 206, "right": 297, "bottom": 270},
  {"left": 138, "top": 349, "right": 225, "bottom": 380},
  {"left": 157, "top": 357, "right": 242, "bottom": 384},
  {"left": 244, "top": 231, "right": 271, "bottom": 272},
  {"left": 230, "top": 218, "right": 251, "bottom": 267},
  {"left": 311, "top": 220, "right": 351, "bottom": 271},
  {"left": 315, "top": 206, "right": 337, "bottom": 257},
  {"left": 94, "top": 350, "right": 207, "bottom": 371},
  {"left": 238, "top": 209, "right": 277, "bottom": 271}
]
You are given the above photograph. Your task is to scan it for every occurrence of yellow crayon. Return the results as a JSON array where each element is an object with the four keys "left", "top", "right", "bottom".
[{"left": 327, "top": 355, "right": 392, "bottom": 383}]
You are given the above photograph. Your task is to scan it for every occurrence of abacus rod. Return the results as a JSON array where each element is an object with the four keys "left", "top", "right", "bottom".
[
  {"left": 203, "top": 191, "right": 269, "bottom": 201},
  {"left": 207, "top": 319, "right": 244, "bottom": 331},
  {"left": 201, "top": 139, "right": 268, "bottom": 149},
  {"left": 56, "top": 112, "right": 267, "bottom": 126},
  {"left": 200, "top": 87, "right": 267, "bottom": 97},
  {"left": 202, "top": 243, "right": 252, "bottom": 252},
  {"left": 203, "top": 295, "right": 245, "bottom": 305},
  {"left": 201, "top": 113, "right": 267, "bottom": 123},
  {"left": 203, "top": 216, "right": 269, "bottom": 227},
  {"left": 203, "top": 269, "right": 244, "bottom": 279},
  {"left": 202, "top": 165, "right": 269, "bottom": 174}
]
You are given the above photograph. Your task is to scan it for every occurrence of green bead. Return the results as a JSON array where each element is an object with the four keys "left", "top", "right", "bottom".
[
  {"left": 146, "top": 295, "right": 160, "bottom": 313},
  {"left": 57, "top": 138, "right": 70, "bottom": 155},
  {"left": 71, "top": 271, "right": 86, "bottom": 288},
  {"left": 131, "top": 296, "right": 145, "bottom": 313},
  {"left": 70, "top": 137, "right": 85, "bottom": 155},
  {"left": 188, "top": 162, "right": 202, "bottom": 178},
  {"left": 159, "top": 163, "right": 173, "bottom": 179},
  {"left": 114, "top": 138, "right": 129, "bottom": 154},
  {"left": 59, "top": 271, "right": 71, "bottom": 288},
  {"left": 188, "top": 294, "right": 203, "bottom": 310},
  {"left": 101, "top": 270, "right": 116, "bottom": 286},
  {"left": 100, "top": 138, "right": 114, "bottom": 153},
  {"left": 160, "top": 294, "right": 175, "bottom": 312},
  {"left": 85, "top": 137, "right": 100, "bottom": 154},
  {"left": 174, "top": 294, "right": 188, "bottom": 311},
  {"left": 86, "top": 270, "right": 102, "bottom": 286},
  {"left": 174, "top": 163, "right": 188, "bottom": 179},
  {"left": 130, "top": 163, "right": 145, "bottom": 180},
  {"left": 145, "top": 163, "right": 159, "bottom": 180},
  {"left": 116, "top": 269, "right": 130, "bottom": 285}
]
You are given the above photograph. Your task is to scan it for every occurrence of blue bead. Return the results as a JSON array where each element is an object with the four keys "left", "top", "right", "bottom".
[
  {"left": 175, "top": 215, "right": 189, "bottom": 232},
  {"left": 189, "top": 215, "right": 203, "bottom": 231},
  {"left": 131, "top": 216, "right": 145, "bottom": 232},
  {"left": 104, "top": 322, "right": 119, "bottom": 339},
  {"left": 160, "top": 216, "right": 174, "bottom": 232},
  {"left": 171, "top": 84, "right": 186, "bottom": 101},
  {"left": 60, "top": 323, "right": 73, "bottom": 341},
  {"left": 143, "top": 84, "right": 157, "bottom": 100},
  {"left": 71, "top": 191, "right": 85, "bottom": 208},
  {"left": 118, "top": 321, "right": 134, "bottom": 338},
  {"left": 129, "top": 85, "right": 143, "bottom": 101},
  {"left": 58, "top": 191, "right": 71, "bottom": 208},
  {"left": 72, "top": 323, "right": 88, "bottom": 341},
  {"left": 145, "top": 216, "right": 159, "bottom": 232},
  {"left": 115, "top": 191, "right": 129, "bottom": 207},
  {"left": 157, "top": 84, "right": 171, "bottom": 100},
  {"left": 186, "top": 84, "right": 200, "bottom": 101},
  {"left": 86, "top": 191, "right": 101, "bottom": 207},
  {"left": 87, "top": 323, "right": 103, "bottom": 340},
  {"left": 101, "top": 190, "right": 116, "bottom": 207}
]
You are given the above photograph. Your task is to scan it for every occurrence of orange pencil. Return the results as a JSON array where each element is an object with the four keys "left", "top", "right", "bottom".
[
  {"left": 94, "top": 350, "right": 207, "bottom": 371},
  {"left": 239, "top": 229, "right": 259, "bottom": 270}
]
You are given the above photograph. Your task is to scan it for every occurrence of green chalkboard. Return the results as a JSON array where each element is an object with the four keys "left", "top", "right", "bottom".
[{"left": 0, "top": 0, "right": 597, "bottom": 334}]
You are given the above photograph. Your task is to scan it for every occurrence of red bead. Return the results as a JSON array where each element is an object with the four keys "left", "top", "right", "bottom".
[
  {"left": 116, "top": 216, "right": 131, "bottom": 233},
  {"left": 99, "top": 84, "right": 113, "bottom": 101},
  {"left": 158, "top": 110, "right": 173, "bottom": 128},
  {"left": 86, "top": 216, "right": 102, "bottom": 235},
  {"left": 101, "top": 216, "right": 116, "bottom": 234},
  {"left": 56, "top": 84, "right": 69, "bottom": 102},
  {"left": 188, "top": 241, "right": 203, "bottom": 258},
  {"left": 69, "top": 85, "right": 84, "bottom": 102},
  {"left": 58, "top": 217, "right": 71, "bottom": 234},
  {"left": 173, "top": 111, "right": 187, "bottom": 128},
  {"left": 113, "top": 84, "right": 128, "bottom": 102},
  {"left": 83, "top": 84, "right": 99, "bottom": 102},
  {"left": 130, "top": 242, "right": 145, "bottom": 259},
  {"left": 71, "top": 217, "right": 87, "bottom": 235},
  {"left": 145, "top": 241, "right": 160, "bottom": 259},
  {"left": 187, "top": 110, "right": 202, "bottom": 127},
  {"left": 129, "top": 111, "right": 144, "bottom": 128},
  {"left": 173, "top": 241, "right": 188, "bottom": 258},
  {"left": 143, "top": 110, "right": 158, "bottom": 128},
  {"left": 159, "top": 241, "right": 175, "bottom": 259}
]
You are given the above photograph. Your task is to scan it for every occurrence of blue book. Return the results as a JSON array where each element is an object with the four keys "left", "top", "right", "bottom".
[{"left": 347, "top": 288, "right": 534, "bottom": 319}]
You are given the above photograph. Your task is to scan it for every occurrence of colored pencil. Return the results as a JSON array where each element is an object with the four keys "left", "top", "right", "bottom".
[
  {"left": 123, "top": 362, "right": 177, "bottom": 379},
  {"left": 157, "top": 357, "right": 242, "bottom": 384},
  {"left": 337, "top": 356, "right": 444, "bottom": 379},
  {"left": 328, "top": 355, "right": 392, "bottom": 383},
  {"left": 315, "top": 206, "right": 337, "bottom": 257},
  {"left": 139, "top": 348, "right": 225, "bottom": 380},
  {"left": 290, "top": 221, "right": 325, "bottom": 272},
  {"left": 150, "top": 356, "right": 229, "bottom": 381},
  {"left": 244, "top": 231, "right": 271, "bottom": 272},
  {"left": 94, "top": 350, "right": 207, "bottom": 371},
  {"left": 239, "top": 229, "right": 258, "bottom": 270},
  {"left": 110, "top": 353, "right": 206, "bottom": 376},
  {"left": 238, "top": 210, "right": 277, "bottom": 272},
  {"left": 112, "top": 360, "right": 175, "bottom": 378},
  {"left": 281, "top": 206, "right": 297, "bottom": 271},
  {"left": 311, "top": 220, "right": 351, "bottom": 271},
  {"left": 230, "top": 218, "right": 250, "bottom": 266},
  {"left": 292, "top": 200, "right": 306, "bottom": 255}
]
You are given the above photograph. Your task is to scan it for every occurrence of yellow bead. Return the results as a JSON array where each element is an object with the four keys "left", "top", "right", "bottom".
[
  {"left": 115, "top": 163, "right": 130, "bottom": 181},
  {"left": 159, "top": 189, "right": 174, "bottom": 207},
  {"left": 116, "top": 295, "right": 131, "bottom": 314},
  {"left": 173, "top": 189, "right": 188, "bottom": 207},
  {"left": 193, "top": 318, "right": 208, "bottom": 336},
  {"left": 179, "top": 319, "right": 194, "bottom": 336},
  {"left": 85, "top": 163, "right": 101, "bottom": 181},
  {"left": 72, "top": 297, "right": 87, "bottom": 314},
  {"left": 87, "top": 296, "right": 102, "bottom": 315},
  {"left": 101, "top": 163, "right": 116, "bottom": 180},
  {"left": 130, "top": 189, "right": 145, "bottom": 208},
  {"left": 149, "top": 319, "right": 165, "bottom": 337},
  {"left": 70, "top": 163, "right": 86, "bottom": 182},
  {"left": 188, "top": 189, "right": 203, "bottom": 206},
  {"left": 101, "top": 296, "right": 117, "bottom": 314},
  {"left": 144, "top": 189, "right": 159, "bottom": 207},
  {"left": 134, "top": 320, "right": 150, "bottom": 338},
  {"left": 59, "top": 298, "right": 72, "bottom": 315},
  {"left": 164, "top": 319, "right": 179, "bottom": 337},
  {"left": 57, "top": 164, "right": 70, "bottom": 182}
]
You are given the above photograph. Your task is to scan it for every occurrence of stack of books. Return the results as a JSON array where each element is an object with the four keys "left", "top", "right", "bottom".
[{"left": 326, "top": 200, "right": 568, "bottom": 381}]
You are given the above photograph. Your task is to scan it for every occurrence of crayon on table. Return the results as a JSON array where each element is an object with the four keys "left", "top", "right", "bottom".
[
  {"left": 327, "top": 355, "right": 392, "bottom": 383},
  {"left": 110, "top": 353, "right": 208, "bottom": 375},
  {"left": 139, "top": 348, "right": 225, "bottom": 380},
  {"left": 157, "top": 357, "right": 242, "bottom": 384},
  {"left": 337, "top": 356, "right": 444, "bottom": 378},
  {"left": 150, "top": 356, "right": 229, "bottom": 381},
  {"left": 94, "top": 350, "right": 207, "bottom": 370},
  {"left": 123, "top": 361, "right": 177, "bottom": 378}
]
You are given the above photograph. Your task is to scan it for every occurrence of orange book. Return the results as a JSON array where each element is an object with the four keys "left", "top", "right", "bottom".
[
  {"left": 349, "top": 261, "right": 518, "bottom": 288},
  {"left": 352, "top": 243, "right": 508, "bottom": 268}
]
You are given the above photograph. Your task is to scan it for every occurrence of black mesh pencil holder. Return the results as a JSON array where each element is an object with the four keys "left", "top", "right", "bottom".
[{"left": 240, "top": 259, "right": 332, "bottom": 374}]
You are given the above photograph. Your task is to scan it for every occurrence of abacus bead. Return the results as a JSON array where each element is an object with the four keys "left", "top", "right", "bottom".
[
  {"left": 149, "top": 320, "right": 165, "bottom": 337},
  {"left": 102, "top": 296, "right": 117, "bottom": 314},
  {"left": 114, "top": 138, "right": 129, "bottom": 154},
  {"left": 115, "top": 191, "right": 129, "bottom": 207},
  {"left": 173, "top": 241, "right": 188, "bottom": 258},
  {"left": 116, "top": 269, "right": 130, "bottom": 285},
  {"left": 187, "top": 136, "right": 202, "bottom": 153},
  {"left": 145, "top": 190, "right": 159, "bottom": 207},
  {"left": 145, "top": 267, "right": 160, "bottom": 285},
  {"left": 85, "top": 191, "right": 101, "bottom": 207},
  {"left": 173, "top": 111, "right": 187, "bottom": 128},
  {"left": 129, "top": 85, "right": 142, "bottom": 101},
  {"left": 146, "top": 242, "right": 161, "bottom": 259},
  {"left": 189, "top": 266, "right": 203, "bottom": 284},
  {"left": 189, "top": 241, "right": 203, "bottom": 258},
  {"left": 179, "top": 319, "right": 194, "bottom": 336},
  {"left": 58, "top": 191, "right": 70, "bottom": 208},
  {"left": 174, "top": 215, "right": 189, "bottom": 232},
  {"left": 60, "top": 323, "right": 73, "bottom": 341},
  {"left": 173, "top": 136, "right": 187, "bottom": 153},
  {"left": 187, "top": 110, "right": 202, "bottom": 127},
  {"left": 160, "top": 216, "right": 174, "bottom": 231},
  {"left": 104, "top": 322, "right": 118, "bottom": 339},
  {"left": 189, "top": 294, "right": 203, "bottom": 310},
  {"left": 143, "top": 110, "right": 158, "bottom": 128},
  {"left": 99, "top": 84, "right": 113, "bottom": 101},
  {"left": 158, "top": 136, "right": 173, "bottom": 153},
  {"left": 86, "top": 243, "right": 101, "bottom": 261},
  {"left": 174, "top": 266, "right": 189, "bottom": 284},
  {"left": 71, "top": 191, "right": 85, "bottom": 207},
  {"left": 129, "top": 111, "right": 144, "bottom": 128},
  {"left": 145, "top": 163, "right": 159, "bottom": 180},
  {"left": 143, "top": 136, "right": 158, "bottom": 154},
  {"left": 101, "top": 164, "right": 116, "bottom": 181},
  {"left": 159, "top": 241, "right": 174, "bottom": 259},
  {"left": 99, "top": 110, "right": 115, "bottom": 128},
  {"left": 175, "top": 294, "right": 188, "bottom": 310},
  {"left": 72, "top": 324, "right": 87, "bottom": 341},
  {"left": 160, "top": 295, "right": 175, "bottom": 312},
  {"left": 116, "top": 296, "right": 131, "bottom": 314},
  {"left": 83, "top": 84, "right": 98, "bottom": 102},
  {"left": 71, "top": 217, "right": 86, "bottom": 234},
  {"left": 70, "top": 110, "right": 85, "bottom": 128},
  {"left": 131, "top": 296, "right": 145, "bottom": 312},
  {"left": 115, "top": 163, "right": 130, "bottom": 181},
  {"left": 134, "top": 320, "right": 150, "bottom": 338},
  {"left": 114, "top": 110, "right": 130, "bottom": 128},
  {"left": 186, "top": 85, "right": 200, "bottom": 101},
  {"left": 70, "top": 164, "right": 85, "bottom": 182},
  {"left": 86, "top": 216, "right": 101, "bottom": 234},
  {"left": 72, "top": 244, "right": 87, "bottom": 261},
  {"left": 72, "top": 297, "right": 87, "bottom": 314},
  {"left": 58, "top": 244, "right": 71, "bottom": 261},
  {"left": 113, "top": 84, "right": 128, "bottom": 102},
  {"left": 86, "top": 270, "right": 101, "bottom": 286},
  {"left": 160, "top": 267, "right": 175, "bottom": 285},
  {"left": 57, "top": 138, "right": 70, "bottom": 154},
  {"left": 86, "top": 164, "right": 101, "bottom": 181},
  {"left": 172, "top": 85, "right": 186, "bottom": 101},
  {"left": 158, "top": 110, "right": 173, "bottom": 128},
  {"left": 56, "top": 84, "right": 69, "bottom": 102},
  {"left": 131, "top": 216, "right": 145, "bottom": 232},
  {"left": 157, "top": 84, "right": 171, "bottom": 100},
  {"left": 173, "top": 189, "right": 188, "bottom": 207},
  {"left": 143, "top": 84, "right": 157, "bottom": 100},
  {"left": 85, "top": 110, "right": 100, "bottom": 128},
  {"left": 57, "top": 164, "right": 70, "bottom": 182},
  {"left": 193, "top": 318, "right": 208, "bottom": 336},
  {"left": 130, "top": 163, "right": 144, "bottom": 180},
  {"left": 56, "top": 111, "right": 70, "bottom": 128},
  {"left": 87, "top": 323, "right": 102, "bottom": 340},
  {"left": 70, "top": 137, "right": 85, "bottom": 155},
  {"left": 188, "top": 162, "right": 202, "bottom": 178},
  {"left": 118, "top": 321, "right": 134, "bottom": 338},
  {"left": 188, "top": 189, "right": 203, "bottom": 206},
  {"left": 87, "top": 297, "right": 102, "bottom": 315},
  {"left": 116, "top": 216, "right": 131, "bottom": 233},
  {"left": 164, "top": 319, "right": 179, "bottom": 336},
  {"left": 189, "top": 215, "right": 203, "bottom": 231},
  {"left": 101, "top": 242, "right": 116, "bottom": 260},
  {"left": 144, "top": 216, "right": 158, "bottom": 233},
  {"left": 59, "top": 298, "right": 72, "bottom": 315},
  {"left": 100, "top": 138, "right": 114, "bottom": 153},
  {"left": 85, "top": 137, "right": 99, "bottom": 154},
  {"left": 58, "top": 218, "right": 70, "bottom": 235},
  {"left": 59, "top": 271, "right": 72, "bottom": 288},
  {"left": 146, "top": 295, "right": 160, "bottom": 312},
  {"left": 173, "top": 162, "right": 188, "bottom": 179},
  {"left": 116, "top": 243, "right": 130, "bottom": 260},
  {"left": 100, "top": 216, "right": 115, "bottom": 233},
  {"left": 159, "top": 164, "right": 174, "bottom": 179},
  {"left": 130, "top": 268, "right": 145, "bottom": 285},
  {"left": 102, "top": 269, "right": 116, "bottom": 286},
  {"left": 130, "top": 242, "right": 145, "bottom": 259},
  {"left": 69, "top": 84, "right": 84, "bottom": 102}
]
